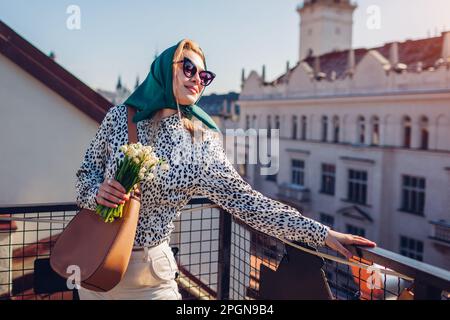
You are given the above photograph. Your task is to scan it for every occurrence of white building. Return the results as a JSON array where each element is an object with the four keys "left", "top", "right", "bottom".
[{"left": 237, "top": 0, "right": 450, "bottom": 270}]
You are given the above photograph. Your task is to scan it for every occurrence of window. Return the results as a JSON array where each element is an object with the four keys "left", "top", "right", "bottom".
[
  {"left": 291, "top": 159, "right": 305, "bottom": 186},
  {"left": 321, "top": 116, "right": 328, "bottom": 142},
  {"left": 267, "top": 115, "right": 272, "bottom": 138},
  {"left": 320, "top": 213, "right": 335, "bottom": 228},
  {"left": 400, "top": 236, "right": 424, "bottom": 261},
  {"left": 358, "top": 116, "right": 365, "bottom": 144},
  {"left": 401, "top": 175, "right": 426, "bottom": 215},
  {"left": 292, "top": 115, "right": 298, "bottom": 139},
  {"left": 346, "top": 224, "right": 366, "bottom": 237},
  {"left": 301, "top": 116, "right": 307, "bottom": 140},
  {"left": 371, "top": 116, "right": 380, "bottom": 146},
  {"left": 347, "top": 169, "right": 368, "bottom": 205},
  {"left": 245, "top": 115, "right": 250, "bottom": 130},
  {"left": 321, "top": 164, "right": 336, "bottom": 195},
  {"left": 252, "top": 115, "right": 257, "bottom": 128},
  {"left": 403, "top": 116, "right": 412, "bottom": 148},
  {"left": 275, "top": 115, "right": 280, "bottom": 130},
  {"left": 333, "top": 116, "right": 340, "bottom": 143},
  {"left": 420, "top": 116, "right": 429, "bottom": 150}
]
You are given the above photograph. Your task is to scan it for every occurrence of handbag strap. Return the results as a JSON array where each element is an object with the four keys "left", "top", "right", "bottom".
[
  {"left": 126, "top": 105, "right": 141, "bottom": 195},
  {"left": 126, "top": 105, "right": 138, "bottom": 144}
]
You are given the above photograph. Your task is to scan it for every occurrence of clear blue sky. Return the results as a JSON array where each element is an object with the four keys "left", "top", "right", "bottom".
[{"left": 1, "top": 0, "right": 449, "bottom": 94}]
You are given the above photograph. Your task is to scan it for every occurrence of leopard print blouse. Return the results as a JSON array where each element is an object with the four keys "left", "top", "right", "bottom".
[{"left": 75, "top": 104, "right": 330, "bottom": 248}]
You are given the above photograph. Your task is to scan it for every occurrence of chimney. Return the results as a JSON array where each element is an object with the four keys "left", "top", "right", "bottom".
[
  {"left": 314, "top": 56, "right": 321, "bottom": 75},
  {"left": 286, "top": 60, "right": 290, "bottom": 73},
  {"left": 262, "top": 65, "right": 266, "bottom": 82},
  {"left": 241, "top": 68, "right": 246, "bottom": 85},
  {"left": 416, "top": 61, "right": 423, "bottom": 73},
  {"left": 347, "top": 48, "right": 355, "bottom": 76},
  {"left": 49, "top": 51, "right": 56, "bottom": 60},
  {"left": 442, "top": 31, "right": 450, "bottom": 59},
  {"left": 390, "top": 42, "right": 399, "bottom": 66},
  {"left": 330, "top": 71, "right": 337, "bottom": 81},
  {"left": 314, "top": 56, "right": 326, "bottom": 80}
]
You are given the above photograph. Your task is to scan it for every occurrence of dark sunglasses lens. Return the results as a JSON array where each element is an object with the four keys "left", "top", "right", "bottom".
[
  {"left": 183, "top": 58, "right": 196, "bottom": 78},
  {"left": 199, "top": 71, "right": 215, "bottom": 86}
]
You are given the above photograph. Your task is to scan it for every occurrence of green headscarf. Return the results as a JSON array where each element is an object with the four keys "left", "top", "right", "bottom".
[{"left": 124, "top": 39, "right": 220, "bottom": 132}]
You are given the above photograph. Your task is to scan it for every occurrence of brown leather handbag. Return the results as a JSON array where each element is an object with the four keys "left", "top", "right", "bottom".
[{"left": 50, "top": 105, "right": 141, "bottom": 292}]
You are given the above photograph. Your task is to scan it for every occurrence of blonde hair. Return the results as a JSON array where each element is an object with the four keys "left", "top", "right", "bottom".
[{"left": 172, "top": 39, "right": 208, "bottom": 142}]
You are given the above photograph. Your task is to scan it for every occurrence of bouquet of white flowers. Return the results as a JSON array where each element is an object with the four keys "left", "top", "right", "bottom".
[{"left": 96, "top": 142, "right": 169, "bottom": 223}]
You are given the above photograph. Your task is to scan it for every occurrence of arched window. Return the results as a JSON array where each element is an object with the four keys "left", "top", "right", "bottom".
[
  {"left": 301, "top": 115, "right": 307, "bottom": 140},
  {"left": 292, "top": 115, "right": 298, "bottom": 139},
  {"left": 252, "top": 115, "right": 257, "bottom": 128},
  {"left": 321, "top": 116, "right": 328, "bottom": 142},
  {"left": 371, "top": 116, "right": 380, "bottom": 146},
  {"left": 420, "top": 116, "right": 429, "bottom": 150},
  {"left": 245, "top": 115, "right": 250, "bottom": 130},
  {"left": 358, "top": 116, "right": 365, "bottom": 144},
  {"left": 333, "top": 116, "right": 340, "bottom": 143},
  {"left": 403, "top": 116, "right": 412, "bottom": 148},
  {"left": 267, "top": 115, "right": 272, "bottom": 138}
]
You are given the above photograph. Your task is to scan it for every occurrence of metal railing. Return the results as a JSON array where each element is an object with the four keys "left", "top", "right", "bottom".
[{"left": 0, "top": 198, "right": 449, "bottom": 300}]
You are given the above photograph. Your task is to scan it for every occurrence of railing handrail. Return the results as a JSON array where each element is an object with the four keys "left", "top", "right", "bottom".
[
  {"left": 347, "top": 244, "right": 450, "bottom": 291},
  {"left": 232, "top": 217, "right": 450, "bottom": 293},
  {"left": 0, "top": 197, "right": 214, "bottom": 214}
]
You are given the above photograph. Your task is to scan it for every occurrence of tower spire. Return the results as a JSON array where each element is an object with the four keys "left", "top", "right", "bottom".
[{"left": 116, "top": 75, "right": 122, "bottom": 90}]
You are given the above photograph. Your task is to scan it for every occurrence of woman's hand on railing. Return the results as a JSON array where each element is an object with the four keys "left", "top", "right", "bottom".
[
  {"left": 324, "top": 229, "right": 377, "bottom": 259},
  {"left": 95, "top": 179, "right": 130, "bottom": 208}
]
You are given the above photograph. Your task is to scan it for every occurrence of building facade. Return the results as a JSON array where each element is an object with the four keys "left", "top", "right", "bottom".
[{"left": 236, "top": 0, "right": 450, "bottom": 270}]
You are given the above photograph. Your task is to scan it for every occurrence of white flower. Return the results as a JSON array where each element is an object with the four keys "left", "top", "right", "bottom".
[
  {"left": 120, "top": 145, "right": 128, "bottom": 153},
  {"left": 147, "top": 172, "right": 155, "bottom": 180},
  {"left": 139, "top": 167, "right": 147, "bottom": 176},
  {"left": 161, "top": 163, "right": 170, "bottom": 171}
]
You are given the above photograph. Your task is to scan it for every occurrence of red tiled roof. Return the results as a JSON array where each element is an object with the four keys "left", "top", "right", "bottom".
[
  {"left": 376, "top": 36, "right": 443, "bottom": 72},
  {"left": 270, "top": 34, "right": 445, "bottom": 84},
  {"left": 0, "top": 20, "right": 111, "bottom": 123}
]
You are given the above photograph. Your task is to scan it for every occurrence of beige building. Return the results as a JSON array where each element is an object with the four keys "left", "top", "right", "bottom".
[
  {"left": 0, "top": 20, "right": 113, "bottom": 297},
  {"left": 237, "top": 0, "right": 450, "bottom": 270}
]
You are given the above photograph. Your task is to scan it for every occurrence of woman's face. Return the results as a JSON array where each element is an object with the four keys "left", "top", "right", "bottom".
[{"left": 173, "top": 50, "right": 205, "bottom": 105}]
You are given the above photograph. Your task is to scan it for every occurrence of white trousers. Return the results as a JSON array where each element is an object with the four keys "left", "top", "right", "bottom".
[{"left": 78, "top": 239, "right": 182, "bottom": 300}]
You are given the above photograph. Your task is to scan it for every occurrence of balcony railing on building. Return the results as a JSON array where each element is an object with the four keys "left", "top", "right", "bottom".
[
  {"left": 429, "top": 220, "right": 450, "bottom": 246},
  {"left": 0, "top": 198, "right": 449, "bottom": 300},
  {"left": 277, "top": 183, "right": 311, "bottom": 203}
]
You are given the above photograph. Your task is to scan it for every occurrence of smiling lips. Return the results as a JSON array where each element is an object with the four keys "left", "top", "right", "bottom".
[{"left": 185, "top": 85, "right": 198, "bottom": 94}]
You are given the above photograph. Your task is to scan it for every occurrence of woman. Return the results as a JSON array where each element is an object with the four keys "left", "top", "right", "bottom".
[{"left": 75, "top": 39, "right": 376, "bottom": 300}]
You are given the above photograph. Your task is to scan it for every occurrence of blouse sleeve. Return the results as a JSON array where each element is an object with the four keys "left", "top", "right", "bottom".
[
  {"left": 75, "top": 106, "right": 115, "bottom": 210},
  {"left": 194, "top": 130, "right": 330, "bottom": 247}
]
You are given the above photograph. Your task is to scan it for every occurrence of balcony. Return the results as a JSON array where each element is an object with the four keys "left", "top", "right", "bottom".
[
  {"left": 429, "top": 220, "right": 450, "bottom": 246},
  {"left": 0, "top": 199, "right": 449, "bottom": 300},
  {"left": 277, "top": 183, "right": 311, "bottom": 204}
]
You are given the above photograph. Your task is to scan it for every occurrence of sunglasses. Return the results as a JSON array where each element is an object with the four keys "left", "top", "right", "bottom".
[{"left": 174, "top": 57, "right": 216, "bottom": 87}]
